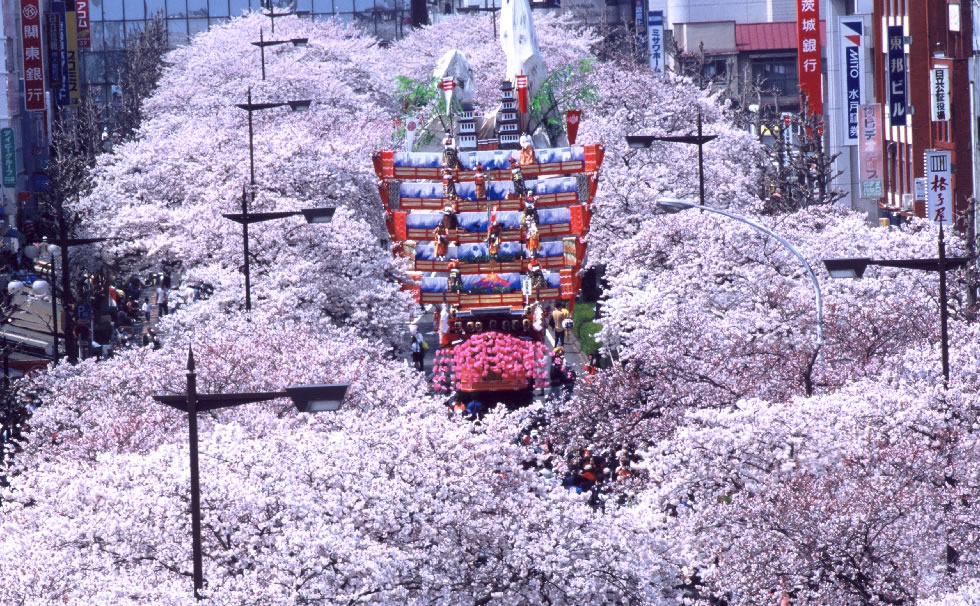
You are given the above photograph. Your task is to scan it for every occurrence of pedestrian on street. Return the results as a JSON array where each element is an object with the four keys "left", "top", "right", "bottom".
[
  {"left": 552, "top": 302, "right": 570, "bottom": 347},
  {"left": 156, "top": 286, "right": 168, "bottom": 317},
  {"left": 142, "top": 297, "right": 152, "bottom": 323},
  {"left": 409, "top": 325, "right": 425, "bottom": 372}
]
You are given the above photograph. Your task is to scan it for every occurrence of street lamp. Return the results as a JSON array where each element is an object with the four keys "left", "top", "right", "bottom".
[
  {"left": 251, "top": 29, "right": 308, "bottom": 81},
  {"left": 260, "top": 0, "right": 310, "bottom": 34},
  {"left": 627, "top": 110, "right": 717, "bottom": 207},
  {"left": 658, "top": 198, "right": 824, "bottom": 394},
  {"left": 822, "top": 231, "right": 971, "bottom": 385},
  {"left": 235, "top": 88, "right": 312, "bottom": 190},
  {"left": 152, "top": 347, "right": 349, "bottom": 600},
  {"left": 233, "top": 89, "right": 314, "bottom": 311},
  {"left": 223, "top": 186, "right": 335, "bottom": 311}
]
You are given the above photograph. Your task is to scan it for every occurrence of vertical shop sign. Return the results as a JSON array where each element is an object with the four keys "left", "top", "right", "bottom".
[
  {"left": 65, "top": 0, "right": 80, "bottom": 104},
  {"left": 75, "top": 0, "right": 90, "bottom": 48},
  {"left": 1, "top": 129, "right": 16, "bottom": 188},
  {"left": 926, "top": 150, "right": 953, "bottom": 226},
  {"left": 858, "top": 104, "right": 883, "bottom": 199},
  {"left": 796, "top": 0, "right": 823, "bottom": 115},
  {"left": 886, "top": 25, "right": 907, "bottom": 126},
  {"left": 20, "top": 0, "right": 46, "bottom": 111},
  {"left": 648, "top": 10, "right": 664, "bottom": 75},
  {"left": 931, "top": 66, "right": 950, "bottom": 122},
  {"left": 46, "top": 3, "right": 62, "bottom": 87},
  {"left": 840, "top": 18, "right": 864, "bottom": 145}
]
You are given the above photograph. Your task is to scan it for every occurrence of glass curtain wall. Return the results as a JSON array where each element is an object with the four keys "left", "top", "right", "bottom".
[{"left": 82, "top": 0, "right": 410, "bottom": 103}]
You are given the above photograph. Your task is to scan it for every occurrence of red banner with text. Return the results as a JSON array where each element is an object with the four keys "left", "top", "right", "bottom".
[
  {"left": 565, "top": 110, "right": 582, "bottom": 145},
  {"left": 796, "top": 0, "right": 823, "bottom": 115},
  {"left": 20, "top": 0, "right": 45, "bottom": 111}
]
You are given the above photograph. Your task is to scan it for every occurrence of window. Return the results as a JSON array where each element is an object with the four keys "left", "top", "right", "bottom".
[
  {"left": 89, "top": 21, "right": 105, "bottom": 50},
  {"left": 187, "top": 0, "right": 208, "bottom": 17},
  {"left": 701, "top": 58, "right": 727, "bottom": 80},
  {"left": 103, "top": 21, "right": 125, "bottom": 49},
  {"left": 167, "top": 0, "right": 187, "bottom": 17},
  {"left": 124, "top": 0, "right": 145, "bottom": 19},
  {"left": 103, "top": 0, "right": 124, "bottom": 19},
  {"left": 210, "top": 0, "right": 230, "bottom": 17},
  {"left": 89, "top": 0, "right": 103, "bottom": 20},
  {"left": 125, "top": 21, "right": 145, "bottom": 41},
  {"left": 230, "top": 0, "right": 251, "bottom": 16},
  {"left": 84, "top": 52, "right": 106, "bottom": 82},
  {"left": 188, "top": 18, "right": 208, "bottom": 36},
  {"left": 752, "top": 58, "right": 799, "bottom": 97},
  {"left": 168, "top": 18, "right": 189, "bottom": 46}
]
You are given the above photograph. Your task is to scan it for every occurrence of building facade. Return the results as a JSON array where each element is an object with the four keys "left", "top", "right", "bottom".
[{"left": 872, "top": 0, "right": 974, "bottom": 224}]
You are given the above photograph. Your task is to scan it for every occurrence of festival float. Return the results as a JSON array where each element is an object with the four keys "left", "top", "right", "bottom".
[{"left": 373, "top": 0, "right": 603, "bottom": 395}]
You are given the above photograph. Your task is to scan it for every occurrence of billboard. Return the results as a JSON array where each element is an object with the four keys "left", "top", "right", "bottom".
[
  {"left": 20, "top": 0, "right": 46, "bottom": 111},
  {"left": 648, "top": 11, "right": 664, "bottom": 75},
  {"left": 796, "top": 0, "right": 823, "bottom": 115},
  {"left": 858, "top": 104, "right": 883, "bottom": 200},
  {"left": 886, "top": 26, "right": 908, "bottom": 126},
  {"left": 840, "top": 18, "right": 865, "bottom": 145},
  {"left": 926, "top": 150, "right": 953, "bottom": 226}
]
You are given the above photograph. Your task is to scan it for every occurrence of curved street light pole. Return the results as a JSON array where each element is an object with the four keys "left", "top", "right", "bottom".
[{"left": 658, "top": 198, "right": 824, "bottom": 393}]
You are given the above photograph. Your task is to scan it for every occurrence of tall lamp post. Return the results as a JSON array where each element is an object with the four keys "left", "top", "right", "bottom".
[
  {"left": 224, "top": 188, "right": 335, "bottom": 311},
  {"left": 260, "top": 0, "right": 308, "bottom": 34},
  {"left": 627, "top": 110, "right": 717, "bottom": 207},
  {"left": 251, "top": 29, "right": 308, "bottom": 81},
  {"left": 822, "top": 228, "right": 971, "bottom": 386},
  {"left": 153, "top": 347, "right": 349, "bottom": 600},
  {"left": 658, "top": 198, "right": 824, "bottom": 394},
  {"left": 233, "top": 89, "right": 314, "bottom": 311}
]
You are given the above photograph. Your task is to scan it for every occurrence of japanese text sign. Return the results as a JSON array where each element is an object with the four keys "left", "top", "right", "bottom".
[
  {"left": 840, "top": 18, "right": 864, "bottom": 145},
  {"left": 931, "top": 66, "right": 950, "bottom": 122},
  {"left": 75, "top": 0, "right": 90, "bottom": 48},
  {"left": 926, "top": 150, "right": 953, "bottom": 226},
  {"left": 1, "top": 129, "right": 16, "bottom": 188},
  {"left": 858, "top": 104, "right": 883, "bottom": 199},
  {"left": 20, "top": 0, "right": 45, "bottom": 111},
  {"left": 796, "top": 0, "right": 823, "bottom": 115},
  {"left": 648, "top": 11, "right": 664, "bottom": 75},
  {"left": 886, "top": 26, "right": 907, "bottom": 126}
]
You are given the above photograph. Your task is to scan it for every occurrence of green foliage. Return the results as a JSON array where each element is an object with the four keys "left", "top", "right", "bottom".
[
  {"left": 572, "top": 302, "right": 602, "bottom": 356},
  {"left": 394, "top": 75, "right": 440, "bottom": 112},
  {"left": 529, "top": 58, "right": 600, "bottom": 134}
]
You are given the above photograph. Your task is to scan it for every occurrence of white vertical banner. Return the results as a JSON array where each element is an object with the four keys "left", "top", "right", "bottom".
[
  {"left": 839, "top": 17, "right": 865, "bottom": 146},
  {"left": 930, "top": 66, "right": 950, "bottom": 122},
  {"left": 926, "top": 149, "right": 953, "bottom": 226},
  {"left": 647, "top": 10, "right": 664, "bottom": 75}
]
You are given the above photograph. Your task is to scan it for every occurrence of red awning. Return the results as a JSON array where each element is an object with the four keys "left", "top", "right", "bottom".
[{"left": 736, "top": 21, "right": 827, "bottom": 52}]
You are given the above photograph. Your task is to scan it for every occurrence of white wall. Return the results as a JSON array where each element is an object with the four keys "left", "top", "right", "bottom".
[{"left": 650, "top": 0, "right": 795, "bottom": 27}]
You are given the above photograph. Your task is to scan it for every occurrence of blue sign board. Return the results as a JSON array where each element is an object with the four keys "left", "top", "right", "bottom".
[{"left": 886, "top": 25, "right": 907, "bottom": 126}]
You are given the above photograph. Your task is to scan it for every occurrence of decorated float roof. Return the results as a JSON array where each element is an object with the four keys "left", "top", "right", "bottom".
[
  {"left": 421, "top": 272, "right": 561, "bottom": 293},
  {"left": 406, "top": 208, "right": 569, "bottom": 231},
  {"left": 393, "top": 146, "right": 586, "bottom": 170},
  {"left": 415, "top": 240, "right": 563, "bottom": 261},
  {"left": 400, "top": 176, "right": 578, "bottom": 201}
]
